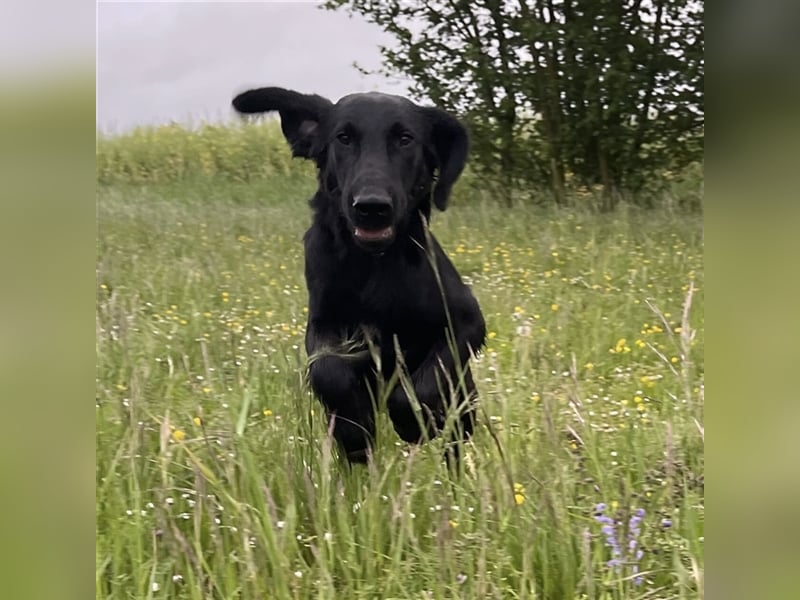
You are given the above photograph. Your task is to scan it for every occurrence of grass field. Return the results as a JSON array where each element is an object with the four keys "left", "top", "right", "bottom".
[{"left": 96, "top": 173, "right": 704, "bottom": 599}]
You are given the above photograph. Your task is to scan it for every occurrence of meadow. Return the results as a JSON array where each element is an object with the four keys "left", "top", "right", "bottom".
[{"left": 96, "top": 123, "right": 704, "bottom": 599}]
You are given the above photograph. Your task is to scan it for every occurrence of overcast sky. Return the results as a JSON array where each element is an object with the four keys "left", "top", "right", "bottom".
[{"left": 97, "top": 1, "right": 408, "bottom": 133}]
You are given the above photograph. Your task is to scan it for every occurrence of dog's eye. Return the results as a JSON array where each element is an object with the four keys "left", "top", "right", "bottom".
[
  {"left": 336, "top": 132, "right": 351, "bottom": 145},
  {"left": 398, "top": 132, "right": 414, "bottom": 147}
]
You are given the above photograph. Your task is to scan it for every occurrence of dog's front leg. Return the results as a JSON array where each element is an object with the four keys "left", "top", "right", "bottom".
[
  {"left": 305, "top": 322, "right": 378, "bottom": 463},
  {"left": 387, "top": 311, "right": 485, "bottom": 446}
]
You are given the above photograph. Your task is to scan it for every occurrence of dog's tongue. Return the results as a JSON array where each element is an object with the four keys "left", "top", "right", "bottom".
[{"left": 354, "top": 226, "right": 394, "bottom": 242}]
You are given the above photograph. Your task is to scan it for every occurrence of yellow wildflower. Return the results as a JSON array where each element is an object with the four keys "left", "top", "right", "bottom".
[
  {"left": 513, "top": 483, "right": 526, "bottom": 505},
  {"left": 610, "top": 338, "right": 630, "bottom": 354}
]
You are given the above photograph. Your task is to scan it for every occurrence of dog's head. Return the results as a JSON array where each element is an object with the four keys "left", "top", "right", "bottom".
[{"left": 232, "top": 87, "right": 469, "bottom": 253}]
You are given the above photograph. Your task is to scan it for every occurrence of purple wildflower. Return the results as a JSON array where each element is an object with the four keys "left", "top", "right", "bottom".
[
  {"left": 632, "top": 564, "right": 643, "bottom": 585},
  {"left": 626, "top": 507, "right": 646, "bottom": 586},
  {"left": 628, "top": 510, "right": 645, "bottom": 552},
  {"left": 594, "top": 503, "right": 647, "bottom": 586},
  {"left": 629, "top": 508, "right": 645, "bottom": 536},
  {"left": 594, "top": 505, "right": 623, "bottom": 572},
  {"left": 628, "top": 508, "right": 645, "bottom": 585}
]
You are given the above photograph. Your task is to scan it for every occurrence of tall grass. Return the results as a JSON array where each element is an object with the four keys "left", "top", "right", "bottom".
[
  {"left": 96, "top": 148, "right": 703, "bottom": 598},
  {"left": 96, "top": 122, "right": 703, "bottom": 211},
  {"left": 96, "top": 120, "right": 314, "bottom": 185}
]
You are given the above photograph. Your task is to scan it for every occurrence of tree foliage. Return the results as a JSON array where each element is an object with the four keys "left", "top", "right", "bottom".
[{"left": 325, "top": 0, "right": 704, "bottom": 207}]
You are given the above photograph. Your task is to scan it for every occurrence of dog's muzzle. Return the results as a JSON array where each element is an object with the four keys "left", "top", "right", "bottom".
[{"left": 351, "top": 194, "right": 395, "bottom": 248}]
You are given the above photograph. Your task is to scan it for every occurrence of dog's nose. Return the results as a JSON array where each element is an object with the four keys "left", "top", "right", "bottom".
[{"left": 352, "top": 194, "right": 393, "bottom": 222}]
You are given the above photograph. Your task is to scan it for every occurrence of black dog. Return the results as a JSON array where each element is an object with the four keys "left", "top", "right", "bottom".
[{"left": 232, "top": 87, "right": 486, "bottom": 463}]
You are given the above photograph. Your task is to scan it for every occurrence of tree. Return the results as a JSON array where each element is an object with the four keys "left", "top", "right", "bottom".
[{"left": 324, "top": 0, "right": 704, "bottom": 207}]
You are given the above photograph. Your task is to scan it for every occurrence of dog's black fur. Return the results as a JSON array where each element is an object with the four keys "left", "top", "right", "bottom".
[{"left": 232, "top": 87, "right": 486, "bottom": 463}]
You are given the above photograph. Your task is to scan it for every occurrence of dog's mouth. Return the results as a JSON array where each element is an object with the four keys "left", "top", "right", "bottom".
[{"left": 354, "top": 225, "right": 395, "bottom": 245}]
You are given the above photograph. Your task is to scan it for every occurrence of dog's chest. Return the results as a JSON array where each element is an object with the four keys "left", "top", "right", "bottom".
[{"left": 355, "top": 261, "right": 434, "bottom": 319}]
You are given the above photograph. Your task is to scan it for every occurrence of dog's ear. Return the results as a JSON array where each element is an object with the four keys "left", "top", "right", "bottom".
[
  {"left": 232, "top": 87, "right": 333, "bottom": 159},
  {"left": 424, "top": 108, "right": 469, "bottom": 211}
]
